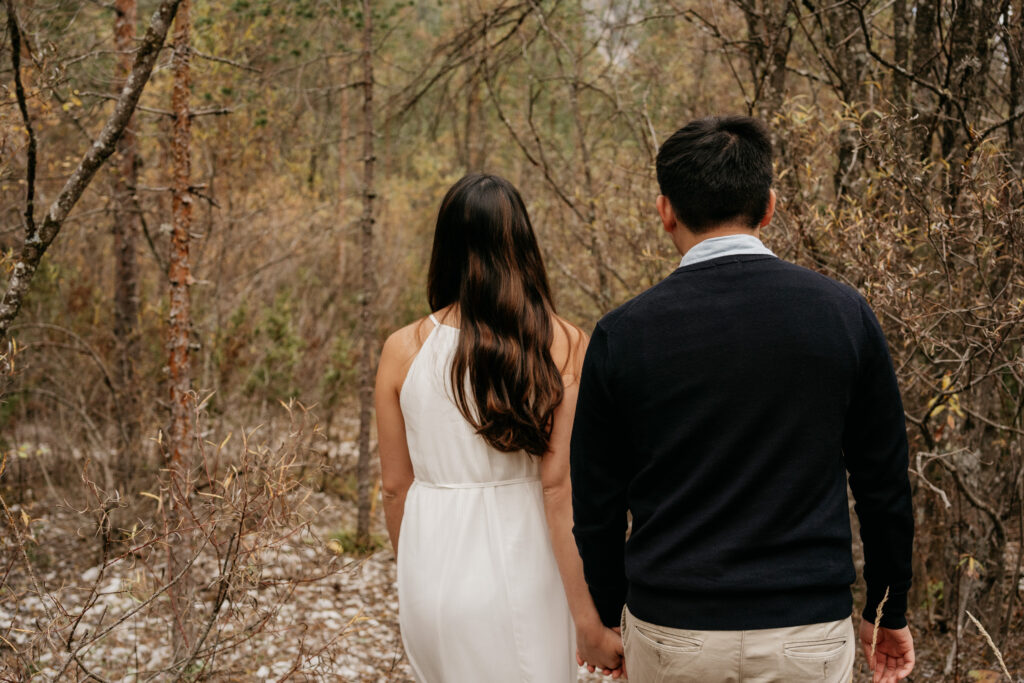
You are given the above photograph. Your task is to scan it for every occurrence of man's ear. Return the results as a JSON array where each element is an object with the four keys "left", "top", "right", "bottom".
[
  {"left": 758, "top": 189, "right": 777, "bottom": 228},
  {"left": 656, "top": 195, "right": 677, "bottom": 233}
]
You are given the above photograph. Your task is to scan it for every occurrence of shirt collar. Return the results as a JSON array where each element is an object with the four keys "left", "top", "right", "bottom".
[{"left": 678, "top": 233, "right": 775, "bottom": 268}]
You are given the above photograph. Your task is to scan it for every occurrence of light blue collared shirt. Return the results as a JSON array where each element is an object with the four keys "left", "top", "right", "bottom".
[{"left": 678, "top": 234, "right": 775, "bottom": 268}]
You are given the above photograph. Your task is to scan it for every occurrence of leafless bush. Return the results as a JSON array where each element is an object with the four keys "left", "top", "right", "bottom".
[
  {"left": 777, "top": 110, "right": 1024, "bottom": 670},
  {"left": 0, "top": 401, "right": 358, "bottom": 680}
]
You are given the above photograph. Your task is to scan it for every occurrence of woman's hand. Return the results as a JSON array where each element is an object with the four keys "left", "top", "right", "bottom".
[{"left": 576, "top": 623, "right": 624, "bottom": 679}]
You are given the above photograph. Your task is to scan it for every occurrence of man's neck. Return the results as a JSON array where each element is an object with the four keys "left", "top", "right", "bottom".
[{"left": 676, "top": 225, "right": 761, "bottom": 259}]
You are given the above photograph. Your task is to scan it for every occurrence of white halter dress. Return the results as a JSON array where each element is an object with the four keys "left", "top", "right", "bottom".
[{"left": 396, "top": 314, "right": 576, "bottom": 682}]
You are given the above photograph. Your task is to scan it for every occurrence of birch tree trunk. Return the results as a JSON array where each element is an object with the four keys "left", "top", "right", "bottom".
[{"left": 355, "top": 0, "right": 377, "bottom": 548}]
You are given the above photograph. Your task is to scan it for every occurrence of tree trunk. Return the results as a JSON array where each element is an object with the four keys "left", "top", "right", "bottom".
[
  {"left": 1007, "top": 1, "right": 1024, "bottom": 168},
  {"left": 943, "top": 0, "right": 1007, "bottom": 201},
  {"left": 569, "top": 78, "right": 610, "bottom": 309},
  {"left": 740, "top": 1, "right": 792, "bottom": 172},
  {"left": 355, "top": 0, "right": 377, "bottom": 548},
  {"left": 339, "top": 63, "right": 351, "bottom": 199},
  {"left": 0, "top": 0, "right": 183, "bottom": 367},
  {"left": 112, "top": 0, "right": 142, "bottom": 483},
  {"left": 765, "top": 1, "right": 791, "bottom": 119},
  {"left": 167, "top": 0, "right": 194, "bottom": 656},
  {"left": 910, "top": 0, "right": 938, "bottom": 159},
  {"left": 892, "top": 0, "right": 909, "bottom": 116},
  {"left": 827, "top": 3, "right": 871, "bottom": 197},
  {"left": 941, "top": 1, "right": 977, "bottom": 161},
  {"left": 168, "top": 0, "right": 193, "bottom": 473}
]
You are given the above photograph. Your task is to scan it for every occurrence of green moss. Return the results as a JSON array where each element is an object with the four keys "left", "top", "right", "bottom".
[{"left": 330, "top": 528, "right": 387, "bottom": 556}]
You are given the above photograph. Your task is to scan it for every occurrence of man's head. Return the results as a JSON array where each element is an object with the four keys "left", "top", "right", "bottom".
[{"left": 655, "top": 116, "right": 774, "bottom": 236}]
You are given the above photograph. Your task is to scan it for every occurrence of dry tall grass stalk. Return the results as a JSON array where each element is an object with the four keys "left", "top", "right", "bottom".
[
  {"left": 966, "top": 610, "right": 1013, "bottom": 681},
  {"left": 870, "top": 587, "right": 890, "bottom": 660}
]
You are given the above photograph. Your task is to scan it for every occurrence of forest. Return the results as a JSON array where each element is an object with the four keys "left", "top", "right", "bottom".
[{"left": 0, "top": 0, "right": 1022, "bottom": 680}]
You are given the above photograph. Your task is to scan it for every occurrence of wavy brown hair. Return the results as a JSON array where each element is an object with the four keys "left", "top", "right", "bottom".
[{"left": 427, "top": 174, "right": 563, "bottom": 456}]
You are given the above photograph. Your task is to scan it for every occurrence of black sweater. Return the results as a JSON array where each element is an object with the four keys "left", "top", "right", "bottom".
[{"left": 570, "top": 254, "right": 913, "bottom": 631}]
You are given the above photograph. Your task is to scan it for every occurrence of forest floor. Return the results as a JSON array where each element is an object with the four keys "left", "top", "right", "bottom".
[
  {"left": 0, "top": 486, "right": 614, "bottom": 682},
  {"left": 2, "top": 484, "right": 1022, "bottom": 681}
]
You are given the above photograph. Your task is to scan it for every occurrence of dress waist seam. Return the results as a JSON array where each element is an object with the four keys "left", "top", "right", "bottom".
[{"left": 413, "top": 476, "right": 540, "bottom": 490}]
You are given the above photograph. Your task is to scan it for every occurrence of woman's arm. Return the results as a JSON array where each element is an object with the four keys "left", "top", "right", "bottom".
[
  {"left": 375, "top": 331, "right": 416, "bottom": 554},
  {"left": 540, "top": 326, "right": 624, "bottom": 677}
]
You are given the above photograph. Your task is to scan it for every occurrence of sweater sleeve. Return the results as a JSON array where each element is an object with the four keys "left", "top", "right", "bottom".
[
  {"left": 570, "top": 322, "right": 630, "bottom": 627},
  {"left": 843, "top": 300, "right": 914, "bottom": 629}
]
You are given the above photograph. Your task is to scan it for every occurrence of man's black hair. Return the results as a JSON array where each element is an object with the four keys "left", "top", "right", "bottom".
[{"left": 655, "top": 116, "right": 773, "bottom": 233}]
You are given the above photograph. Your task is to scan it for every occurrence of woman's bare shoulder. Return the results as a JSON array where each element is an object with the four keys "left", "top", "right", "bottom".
[
  {"left": 550, "top": 314, "right": 588, "bottom": 377},
  {"left": 380, "top": 316, "right": 435, "bottom": 374}
]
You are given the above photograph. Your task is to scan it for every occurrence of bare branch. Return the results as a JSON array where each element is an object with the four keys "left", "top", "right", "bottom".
[
  {"left": 0, "top": 0, "right": 185, "bottom": 346},
  {"left": 5, "top": 0, "right": 38, "bottom": 240},
  {"left": 190, "top": 47, "right": 261, "bottom": 72},
  {"left": 934, "top": 455, "right": 1007, "bottom": 546},
  {"left": 80, "top": 91, "right": 233, "bottom": 118}
]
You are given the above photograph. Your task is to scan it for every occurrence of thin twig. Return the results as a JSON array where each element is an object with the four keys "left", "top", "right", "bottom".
[
  {"left": 51, "top": 538, "right": 210, "bottom": 679},
  {"left": 190, "top": 47, "right": 260, "bottom": 72},
  {"left": 80, "top": 91, "right": 233, "bottom": 118}
]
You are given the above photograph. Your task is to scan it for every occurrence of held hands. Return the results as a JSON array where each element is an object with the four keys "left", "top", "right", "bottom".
[
  {"left": 858, "top": 619, "right": 915, "bottom": 683},
  {"left": 576, "top": 623, "right": 625, "bottom": 679}
]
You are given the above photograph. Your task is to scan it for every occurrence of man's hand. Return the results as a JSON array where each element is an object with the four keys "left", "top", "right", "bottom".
[
  {"left": 859, "top": 619, "right": 915, "bottom": 683},
  {"left": 576, "top": 623, "right": 624, "bottom": 678}
]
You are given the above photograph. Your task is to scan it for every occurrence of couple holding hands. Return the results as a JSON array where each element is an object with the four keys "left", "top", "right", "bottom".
[{"left": 375, "top": 116, "right": 915, "bottom": 683}]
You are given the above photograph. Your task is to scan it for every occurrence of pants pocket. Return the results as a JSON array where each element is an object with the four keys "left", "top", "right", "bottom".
[
  {"left": 782, "top": 636, "right": 852, "bottom": 681},
  {"left": 784, "top": 637, "right": 848, "bottom": 659},
  {"left": 633, "top": 623, "right": 704, "bottom": 654},
  {"left": 623, "top": 611, "right": 704, "bottom": 683}
]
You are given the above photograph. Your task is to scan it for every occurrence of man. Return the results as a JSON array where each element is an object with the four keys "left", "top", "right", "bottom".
[{"left": 570, "top": 116, "right": 915, "bottom": 683}]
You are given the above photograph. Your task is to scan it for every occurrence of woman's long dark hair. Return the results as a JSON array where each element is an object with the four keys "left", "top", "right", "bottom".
[{"left": 427, "top": 174, "right": 562, "bottom": 456}]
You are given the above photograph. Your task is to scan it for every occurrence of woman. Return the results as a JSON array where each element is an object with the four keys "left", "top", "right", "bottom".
[{"left": 375, "top": 174, "right": 623, "bottom": 682}]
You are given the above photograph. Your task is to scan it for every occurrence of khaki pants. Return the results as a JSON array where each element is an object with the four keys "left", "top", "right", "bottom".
[{"left": 621, "top": 606, "right": 855, "bottom": 683}]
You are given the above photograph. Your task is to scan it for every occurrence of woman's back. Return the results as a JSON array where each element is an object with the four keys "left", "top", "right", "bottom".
[
  {"left": 399, "top": 314, "right": 541, "bottom": 487},
  {"left": 394, "top": 313, "right": 576, "bottom": 683},
  {"left": 376, "top": 174, "right": 619, "bottom": 682}
]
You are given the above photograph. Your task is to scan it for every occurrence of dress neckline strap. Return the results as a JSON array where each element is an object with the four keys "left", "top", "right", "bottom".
[{"left": 429, "top": 313, "right": 440, "bottom": 327}]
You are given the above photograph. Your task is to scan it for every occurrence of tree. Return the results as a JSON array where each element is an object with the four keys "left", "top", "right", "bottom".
[
  {"left": 355, "top": 0, "right": 377, "bottom": 549},
  {"left": 0, "top": 0, "right": 184, "bottom": 379},
  {"left": 167, "top": 0, "right": 193, "bottom": 472},
  {"left": 166, "top": 0, "right": 195, "bottom": 658},
  {"left": 112, "top": 0, "right": 142, "bottom": 481}
]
